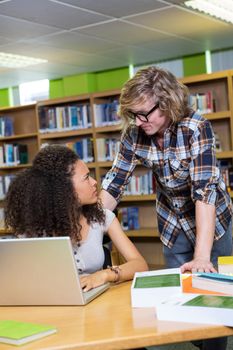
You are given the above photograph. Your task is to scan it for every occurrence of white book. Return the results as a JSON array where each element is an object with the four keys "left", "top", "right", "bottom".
[
  {"left": 192, "top": 273, "right": 233, "bottom": 295},
  {"left": 131, "top": 268, "right": 182, "bottom": 308},
  {"left": 156, "top": 293, "right": 233, "bottom": 327}
]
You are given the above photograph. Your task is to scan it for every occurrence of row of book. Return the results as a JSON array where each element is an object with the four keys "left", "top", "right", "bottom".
[
  {"left": 189, "top": 91, "right": 215, "bottom": 114},
  {"left": 0, "top": 174, "right": 16, "bottom": 200},
  {"left": 38, "top": 104, "right": 92, "bottom": 133},
  {"left": 46, "top": 138, "right": 94, "bottom": 163},
  {"left": 93, "top": 100, "right": 121, "bottom": 127},
  {"left": 0, "top": 116, "right": 14, "bottom": 137},
  {"left": 96, "top": 138, "right": 120, "bottom": 161},
  {"left": 124, "top": 170, "right": 155, "bottom": 195},
  {"left": 118, "top": 207, "right": 139, "bottom": 230},
  {"left": 0, "top": 144, "right": 28, "bottom": 167}
]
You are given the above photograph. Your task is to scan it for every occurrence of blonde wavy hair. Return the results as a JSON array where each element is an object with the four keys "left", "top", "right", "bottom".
[{"left": 119, "top": 66, "right": 192, "bottom": 127}]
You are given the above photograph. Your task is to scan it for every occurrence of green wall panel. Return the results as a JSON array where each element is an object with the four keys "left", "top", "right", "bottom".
[
  {"left": 183, "top": 53, "right": 206, "bottom": 76},
  {"left": 49, "top": 68, "right": 129, "bottom": 98},
  {"left": 49, "top": 79, "right": 64, "bottom": 99},
  {"left": 0, "top": 88, "right": 10, "bottom": 107},
  {"left": 63, "top": 73, "right": 96, "bottom": 96},
  {"left": 95, "top": 67, "right": 130, "bottom": 92}
]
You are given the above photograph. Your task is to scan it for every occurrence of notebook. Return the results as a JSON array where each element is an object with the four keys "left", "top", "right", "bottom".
[{"left": 0, "top": 237, "right": 109, "bottom": 305}]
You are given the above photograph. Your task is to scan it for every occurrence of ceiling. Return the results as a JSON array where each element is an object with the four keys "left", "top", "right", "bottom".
[{"left": 0, "top": 0, "right": 233, "bottom": 89}]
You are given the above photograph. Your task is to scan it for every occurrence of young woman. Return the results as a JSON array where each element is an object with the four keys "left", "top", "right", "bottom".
[{"left": 5, "top": 144, "right": 148, "bottom": 292}]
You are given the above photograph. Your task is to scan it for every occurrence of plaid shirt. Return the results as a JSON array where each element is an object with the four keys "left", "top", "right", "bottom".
[{"left": 102, "top": 112, "right": 232, "bottom": 248}]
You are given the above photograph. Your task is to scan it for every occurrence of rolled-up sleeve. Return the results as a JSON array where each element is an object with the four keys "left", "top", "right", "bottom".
[
  {"left": 102, "top": 129, "right": 138, "bottom": 203},
  {"left": 190, "top": 120, "right": 220, "bottom": 205}
]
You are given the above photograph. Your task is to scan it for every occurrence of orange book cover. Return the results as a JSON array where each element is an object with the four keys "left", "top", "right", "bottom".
[{"left": 182, "top": 274, "right": 228, "bottom": 295}]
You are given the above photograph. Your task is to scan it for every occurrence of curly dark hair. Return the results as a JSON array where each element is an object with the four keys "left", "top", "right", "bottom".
[{"left": 5, "top": 144, "right": 105, "bottom": 242}]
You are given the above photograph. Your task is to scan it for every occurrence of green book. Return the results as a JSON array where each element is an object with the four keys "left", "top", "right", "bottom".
[
  {"left": 134, "top": 273, "right": 181, "bottom": 288},
  {"left": 0, "top": 320, "right": 57, "bottom": 346},
  {"left": 184, "top": 295, "right": 233, "bottom": 309}
]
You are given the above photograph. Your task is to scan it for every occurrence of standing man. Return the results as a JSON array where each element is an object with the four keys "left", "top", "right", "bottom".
[{"left": 100, "top": 66, "right": 232, "bottom": 350}]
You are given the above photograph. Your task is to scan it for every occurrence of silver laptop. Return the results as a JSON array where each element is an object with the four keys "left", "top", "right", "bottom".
[{"left": 0, "top": 237, "right": 109, "bottom": 305}]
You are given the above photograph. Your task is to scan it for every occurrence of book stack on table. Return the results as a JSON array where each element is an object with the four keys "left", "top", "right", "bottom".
[{"left": 131, "top": 267, "right": 233, "bottom": 327}]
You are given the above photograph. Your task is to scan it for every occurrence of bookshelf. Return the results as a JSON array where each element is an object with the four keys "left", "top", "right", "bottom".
[
  {"left": 0, "top": 104, "right": 38, "bottom": 230},
  {"left": 1, "top": 69, "right": 233, "bottom": 267}
]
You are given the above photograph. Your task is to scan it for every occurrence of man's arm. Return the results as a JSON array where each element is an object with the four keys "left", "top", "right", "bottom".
[
  {"left": 99, "top": 189, "right": 118, "bottom": 211},
  {"left": 181, "top": 200, "right": 217, "bottom": 273}
]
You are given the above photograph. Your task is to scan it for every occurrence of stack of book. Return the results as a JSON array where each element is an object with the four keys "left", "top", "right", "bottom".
[{"left": 131, "top": 268, "right": 233, "bottom": 327}]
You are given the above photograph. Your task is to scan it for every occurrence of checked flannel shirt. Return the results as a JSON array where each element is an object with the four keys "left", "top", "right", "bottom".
[{"left": 102, "top": 112, "right": 232, "bottom": 248}]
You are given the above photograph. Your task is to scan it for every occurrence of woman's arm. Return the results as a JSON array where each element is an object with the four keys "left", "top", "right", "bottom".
[
  {"left": 181, "top": 200, "right": 217, "bottom": 273},
  {"left": 80, "top": 217, "right": 148, "bottom": 291}
]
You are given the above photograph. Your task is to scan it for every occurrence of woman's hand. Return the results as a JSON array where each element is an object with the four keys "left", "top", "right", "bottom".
[{"left": 80, "top": 270, "right": 109, "bottom": 292}]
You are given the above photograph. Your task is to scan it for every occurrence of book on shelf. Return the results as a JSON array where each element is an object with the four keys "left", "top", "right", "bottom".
[
  {"left": 96, "top": 138, "right": 120, "bottom": 161},
  {"left": 0, "top": 116, "right": 14, "bottom": 137},
  {"left": 0, "top": 320, "right": 57, "bottom": 346},
  {"left": 191, "top": 272, "right": 233, "bottom": 295},
  {"left": 0, "top": 143, "right": 28, "bottom": 166},
  {"left": 38, "top": 104, "right": 92, "bottom": 133},
  {"left": 124, "top": 170, "right": 154, "bottom": 195},
  {"left": 63, "top": 138, "right": 94, "bottom": 163},
  {"left": 156, "top": 293, "right": 233, "bottom": 327},
  {"left": 218, "top": 256, "right": 233, "bottom": 274},
  {"left": 93, "top": 100, "right": 121, "bottom": 127},
  {"left": 188, "top": 91, "right": 214, "bottom": 114},
  {"left": 118, "top": 207, "right": 140, "bottom": 230},
  {"left": 0, "top": 174, "right": 16, "bottom": 200},
  {"left": 131, "top": 268, "right": 181, "bottom": 308}
]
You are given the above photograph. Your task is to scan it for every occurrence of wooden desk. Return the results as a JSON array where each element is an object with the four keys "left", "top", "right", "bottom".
[{"left": 0, "top": 282, "right": 233, "bottom": 350}]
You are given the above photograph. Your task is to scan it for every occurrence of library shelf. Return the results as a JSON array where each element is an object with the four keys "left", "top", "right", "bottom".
[
  {"left": 0, "top": 133, "right": 38, "bottom": 141},
  {"left": 122, "top": 194, "right": 156, "bottom": 202},
  {"left": 216, "top": 151, "right": 233, "bottom": 159},
  {"left": 126, "top": 228, "right": 159, "bottom": 238},
  {"left": 0, "top": 164, "right": 32, "bottom": 170},
  {"left": 39, "top": 128, "right": 94, "bottom": 139},
  {"left": 204, "top": 110, "right": 231, "bottom": 121}
]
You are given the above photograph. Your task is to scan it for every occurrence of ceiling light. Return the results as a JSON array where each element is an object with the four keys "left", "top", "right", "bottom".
[
  {"left": 0, "top": 52, "right": 47, "bottom": 68},
  {"left": 184, "top": 0, "right": 233, "bottom": 24}
]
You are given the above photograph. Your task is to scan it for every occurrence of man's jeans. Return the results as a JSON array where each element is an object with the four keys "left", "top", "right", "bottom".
[{"left": 163, "top": 221, "right": 232, "bottom": 269}]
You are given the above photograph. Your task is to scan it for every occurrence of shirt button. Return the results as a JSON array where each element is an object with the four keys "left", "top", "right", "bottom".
[
  {"left": 77, "top": 243, "right": 81, "bottom": 247},
  {"left": 76, "top": 259, "right": 80, "bottom": 263},
  {"left": 78, "top": 269, "right": 82, "bottom": 272}
]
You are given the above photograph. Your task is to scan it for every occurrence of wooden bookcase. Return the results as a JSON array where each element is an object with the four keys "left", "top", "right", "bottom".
[
  {"left": 0, "top": 103, "right": 39, "bottom": 233},
  {"left": 1, "top": 69, "right": 233, "bottom": 267}
]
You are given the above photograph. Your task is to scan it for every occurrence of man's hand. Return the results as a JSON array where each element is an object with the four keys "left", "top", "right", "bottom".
[{"left": 180, "top": 257, "right": 217, "bottom": 273}]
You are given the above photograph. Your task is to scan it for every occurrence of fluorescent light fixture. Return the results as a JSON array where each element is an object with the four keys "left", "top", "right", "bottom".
[
  {"left": 0, "top": 52, "right": 47, "bottom": 68},
  {"left": 184, "top": 0, "right": 233, "bottom": 24}
]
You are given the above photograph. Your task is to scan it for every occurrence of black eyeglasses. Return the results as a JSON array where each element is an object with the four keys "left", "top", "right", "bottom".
[{"left": 128, "top": 102, "right": 159, "bottom": 123}]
